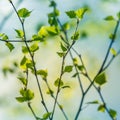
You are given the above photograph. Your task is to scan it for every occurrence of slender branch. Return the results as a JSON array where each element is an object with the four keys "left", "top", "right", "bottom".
[
  {"left": 9, "top": 1, "right": 51, "bottom": 119},
  {"left": 28, "top": 102, "right": 42, "bottom": 120},
  {"left": 45, "top": 79, "right": 69, "bottom": 120},
  {"left": 0, "top": 38, "right": 33, "bottom": 42}
]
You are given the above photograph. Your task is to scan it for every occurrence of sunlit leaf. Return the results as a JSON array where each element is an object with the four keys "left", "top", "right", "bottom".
[
  {"left": 30, "top": 43, "right": 39, "bottom": 52},
  {"left": 46, "top": 89, "right": 54, "bottom": 95},
  {"left": 95, "top": 72, "right": 107, "bottom": 86},
  {"left": 75, "top": 8, "right": 87, "bottom": 19},
  {"left": 63, "top": 22, "right": 70, "bottom": 30},
  {"left": 15, "top": 29, "right": 24, "bottom": 38},
  {"left": 18, "top": 8, "right": 31, "bottom": 18},
  {"left": 37, "top": 69, "right": 48, "bottom": 80},
  {"left": 5, "top": 42, "right": 14, "bottom": 52},
  {"left": 110, "top": 48, "right": 117, "bottom": 56}
]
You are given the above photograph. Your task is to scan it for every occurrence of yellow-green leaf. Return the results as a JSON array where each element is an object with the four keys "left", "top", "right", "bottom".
[{"left": 95, "top": 72, "right": 107, "bottom": 86}]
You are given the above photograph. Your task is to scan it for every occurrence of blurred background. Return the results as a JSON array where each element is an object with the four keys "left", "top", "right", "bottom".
[{"left": 0, "top": 0, "right": 120, "bottom": 120}]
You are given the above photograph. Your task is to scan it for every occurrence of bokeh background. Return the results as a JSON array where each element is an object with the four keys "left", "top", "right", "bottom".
[{"left": 0, "top": 0, "right": 120, "bottom": 120}]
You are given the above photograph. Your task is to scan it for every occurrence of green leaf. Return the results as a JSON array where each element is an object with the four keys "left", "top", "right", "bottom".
[
  {"left": 87, "top": 100, "right": 99, "bottom": 104},
  {"left": 109, "top": 109, "right": 117, "bottom": 119},
  {"left": 54, "top": 78, "right": 64, "bottom": 87},
  {"left": 77, "top": 65, "right": 84, "bottom": 71},
  {"left": 37, "top": 69, "right": 48, "bottom": 80},
  {"left": 46, "top": 89, "right": 54, "bottom": 95},
  {"left": 73, "top": 58, "right": 78, "bottom": 65},
  {"left": 22, "top": 46, "right": 29, "bottom": 54},
  {"left": 57, "top": 52, "right": 65, "bottom": 57},
  {"left": 104, "top": 16, "right": 115, "bottom": 21},
  {"left": 64, "top": 65, "right": 73, "bottom": 73},
  {"left": 16, "top": 97, "right": 26, "bottom": 103},
  {"left": 18, "top": 8, "right": 31, "bottom": 18},
  {"left": 61, "top": 85, "right": 70, "bottom": 89},
  {"left": 30, "top": 43, "right": 39, "bottom": 52},
  {"left": 5, "top": 42, "right": 14, "bottom": 52},
  {"left": 66, "top": 10, "right": 76, "bottom": 18},
  {"left": 110, "top": 48, "right": 117, "bottom": 56},
  {"left": 95, "top": 72, "right": 107, "bottom": 86},
  {"left": 15, "top": 29, "right": 24, "bottom": 38},
  {"left": 60, "top": 43, "right": 67, "bottom": 52},
  {"left": 38, "top": 26, "right": 48, "bottom": 38},
  {"left": 2, "top": 34, "right": 9, "bottom": 40},
  {"left": 20, "top": 89, "right": 34, "bottom": 101},
  {"left": 42, "top": 112, "right": 52, "bottom": 119},
  {"left": 109, "top": 33, "right": 116, "bottom": 40},
  {"left": 98, "top": 104, "right": 105, "bottom": 112},
  {"left": 75, "top": 8, "right": 87, "bottom": 19},
  {"left": 46, "top": 26, "right": 59, "bottom": 36},
  {"left": 72, "top": 73, "right": 78, "bottom": 77},
  {"left": 20, "top": 56, "right": 27, "bottom": 66},
  {"left": 32, "top": 34, "right": 43, "bottom": 41},
  {"left": 18, "top": 77, "right": 27, "bottom": 86},
  {"left": 71, "top": 31, "right": 80, "bottom": 40},
  {"left": 63, "top": 22, "right": 70, "bottom": 30}
]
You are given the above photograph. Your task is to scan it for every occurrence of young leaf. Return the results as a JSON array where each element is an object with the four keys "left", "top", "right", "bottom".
[
  {"left": 104, "top": 16, "right": 115, "bottom": 21},
  {"left": 22, "top": 46, "right": 29, "bottom": 54},
  {"left": 46, "top": 89, "right": 54, "bottom": 95},
  {"left": 54, "top": 78, "right": 64, "bottom": 87},
  {"left": 46, "top": 26, "right": 59, "bottom": 36},
  {"left": 60, "top": 43, "right": 67, "bottom": 52},
  {"left": 30, "top": 43, "right": 39, "bottom": 52},
  {"left": 5, "top": 42, "right": 14, "bottom": 52},
  {"left": 15, "top": 29, "right": 24, "bottom": 38},
  {"left": 66, "top": 10, "right": 76, "bottom": 18},
  {"left": 42, "top": 112, "right": 52, "bottom": 119},
  {"left": 77, "top": 65, "right": 84, "bottom": 71},
  {"left": 63, "top": 22, "right": 70, "bottom": 30},
  {"left": 71, "top": 31, "right": 80, "bottom": 40},
  {"left": 16, "top": 97, "right": 26, "bottom": 103},
  {"left": 110, "top": 48, "right": 117, "bottom": 56},
  {"left": 98, "top": 104, "right": 105, "bottom": 112},
  {"left": 109, "top": 33, "right": 116, "bottom": 40},
  {"left": 37, "top": 69, "right": 48, "bottom": 80},
  {"left": 18, "top": 77, "right": 27, "bottom": 86},
  {"left": 87, "top": 100, "right": 99, "bottom": 104},
  {"left": 95, "top": 72, "right": 107, "bottom": 86},
  {"left": 57, "top": 52, "right": 65, "bottom": 57},
  {"left": 18, "top": 8, "right": 31, "bottom": 18},
  {"left": 64, "top": 65, "right": 73, "bottom": 73},
  {"left": 109, "top": 109, "right": 117, "bottom": 119},
  {"left": 75, "top": 8, "right": 87, "bottom": 19},
  {"left": 72, "top": 73, "right": 78, "bottom": 78},
  {"left": 20, "top": 56, "right": 27, "bottom": 66}
]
